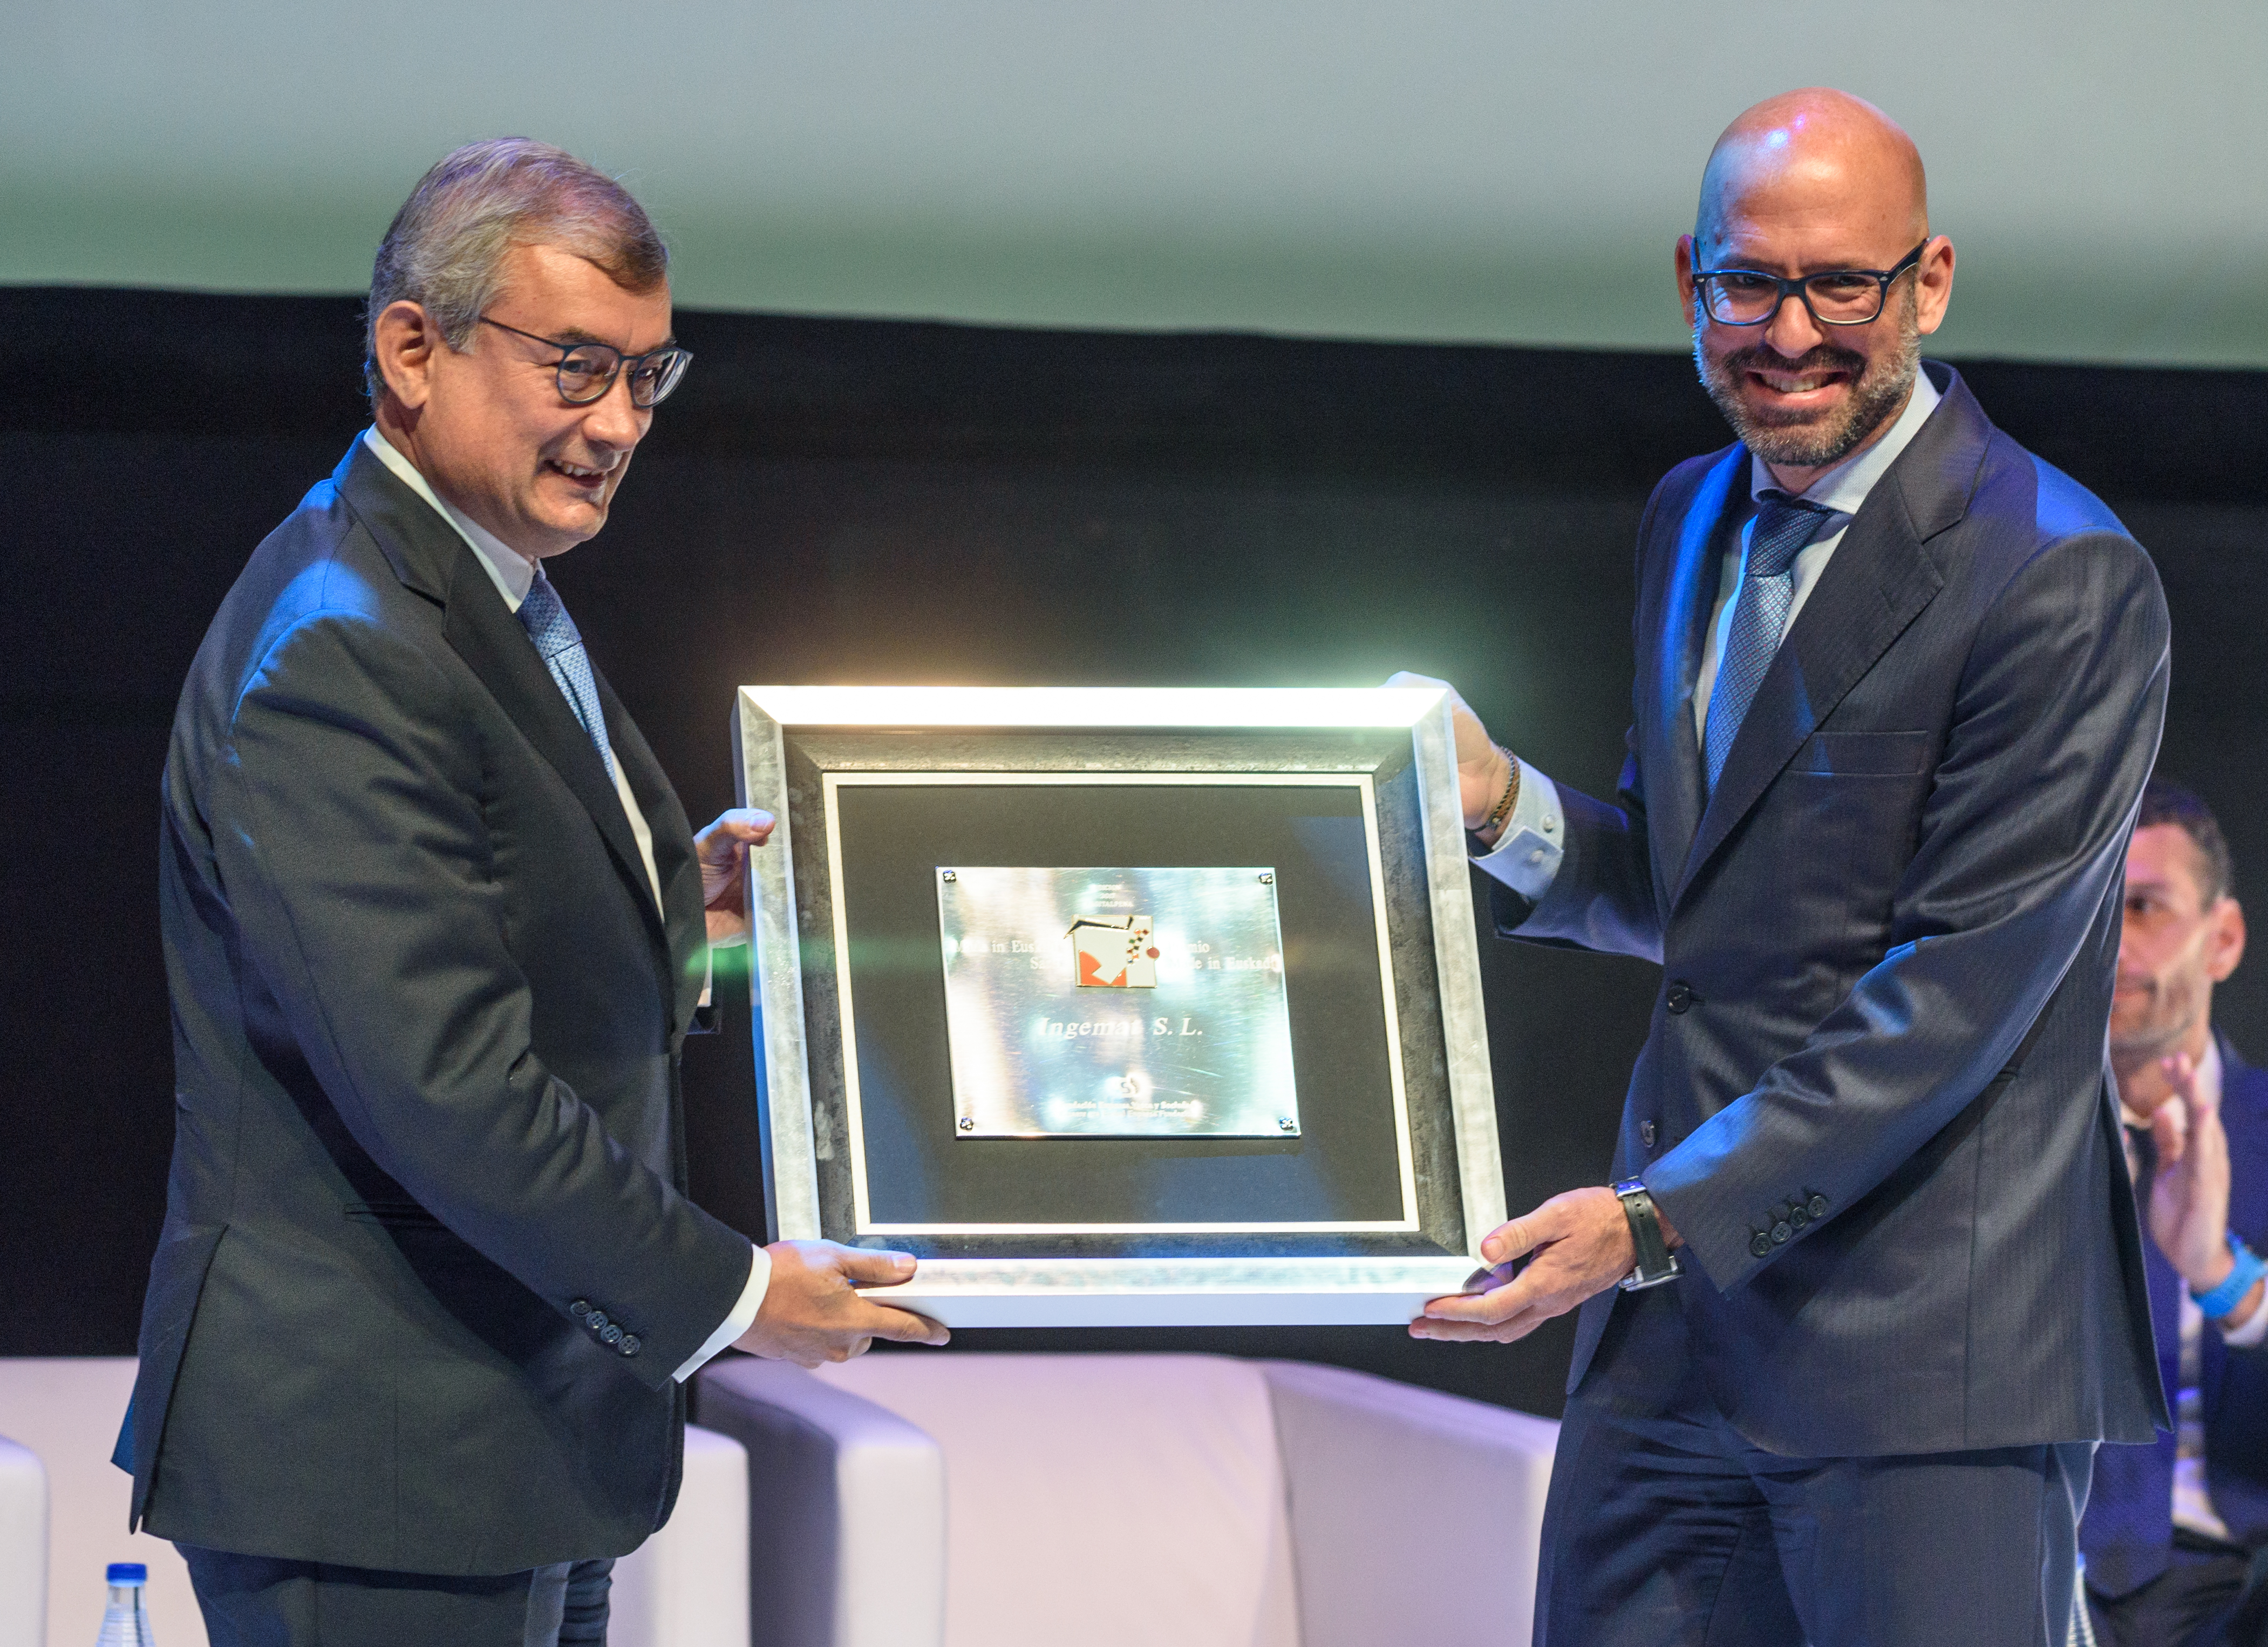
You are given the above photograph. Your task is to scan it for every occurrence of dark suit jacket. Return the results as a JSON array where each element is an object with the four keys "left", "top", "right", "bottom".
[
  {"left": 1499, "top": 364, "right": 2171, "bottom": 1457},
  {"left": 115, "top": 439, "right": 755, "bottom": 1574},
  {"left": 2082, "top": 1036, "right": 2268, "bottom": 1595}
]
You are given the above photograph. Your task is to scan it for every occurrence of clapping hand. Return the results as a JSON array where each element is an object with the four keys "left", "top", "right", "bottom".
[{"left": 2149, "top": 1051, "right": 2237, "bottom": 1297}]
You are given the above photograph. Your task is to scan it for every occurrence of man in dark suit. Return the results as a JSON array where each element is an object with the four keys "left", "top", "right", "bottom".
[
  {"left": 116, "top": 139, "right": 946, "bottom": 1646},
  {"left": 1405, "top": 89, "right": 2169, "bottom": 1644},
  {"left": 2083, "top": 780, "right": 2268, "bottom": 1646}
]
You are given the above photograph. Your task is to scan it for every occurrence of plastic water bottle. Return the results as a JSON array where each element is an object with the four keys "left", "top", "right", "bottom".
[{"left": 96, "top": 1562, "right": 156, "bottom": 1646}]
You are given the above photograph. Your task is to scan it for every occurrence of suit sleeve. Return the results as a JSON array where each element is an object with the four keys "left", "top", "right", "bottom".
[
  {"left": 1490, "top": 742, "right": 1663, "bottom": 964},
  {"left": 2220, "top": 1290, "right": 2268, "bottom": 1349},
  {"left": 213, "top": 604, "right": 754, "bottom": 1389},
  {"left": 1646, "top": 529, "right": 2170, "bottom": 1291},
  {"left": 1488, "top": 479, "right": 1674, "bottom": 964}
]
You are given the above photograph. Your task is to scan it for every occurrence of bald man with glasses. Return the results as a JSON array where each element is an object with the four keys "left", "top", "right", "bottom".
[
  {"left": 1404, "top": 90, "right": 2170, "bottom": 1645},
  {"left": 114, "top": 140, "right": 946, "bottom": 1647}
]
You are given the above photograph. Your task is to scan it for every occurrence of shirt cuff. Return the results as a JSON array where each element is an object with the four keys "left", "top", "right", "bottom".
[
  {"left": 2219, "top": 1278, "right": 2268, "bottom": 1347},
  {"left": 672, "top": 1241, "right": 772, "bottom": 1382},
  {"left": 1470, "top": 760, "right": 1565, "bottom": 901},
  {"left": 698, "top": 927, "right": 750, "bottom": 1011}
]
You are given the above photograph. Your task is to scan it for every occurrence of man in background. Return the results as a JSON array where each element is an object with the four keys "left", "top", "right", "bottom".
[
  {"left": 2085, "top": 780, "right": 2268, "bottom": 1646},
  {"left": 1404, "top": 88, "right": 2168, "bottom": 1644},
  {"left": 117, "top": 139, "right": 944, "bottom": 1646}
]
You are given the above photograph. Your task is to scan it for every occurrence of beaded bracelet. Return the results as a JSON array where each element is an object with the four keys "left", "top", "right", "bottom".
[{"left": 1480, "top": 746, "right": 1520, "bottom": 838}]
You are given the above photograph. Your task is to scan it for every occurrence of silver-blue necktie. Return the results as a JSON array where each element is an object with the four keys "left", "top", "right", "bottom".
[
  {"left": 1704, "top": 492, "right": 1831, "bottom": 791},
  {"left": 515, "top": 568, "right": 617, "bottom": 780}
]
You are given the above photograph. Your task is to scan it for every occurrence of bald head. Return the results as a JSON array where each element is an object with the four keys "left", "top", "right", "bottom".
[
  {"left": 1697, "top": 89, "right": 1927, "bottom": 261},
  {"left": 1677, "top": 88, "right": 1953, "bottom": 487}
]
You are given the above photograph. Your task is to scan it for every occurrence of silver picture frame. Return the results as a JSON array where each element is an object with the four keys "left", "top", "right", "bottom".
[{"left": 730, "top": 686, "right": 1506, "bottom": 1326}]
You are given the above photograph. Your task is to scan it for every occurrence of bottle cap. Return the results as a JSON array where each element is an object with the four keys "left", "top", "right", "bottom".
[{"left": 107, "top": 1562, "right": 148, "bottom": 1584}]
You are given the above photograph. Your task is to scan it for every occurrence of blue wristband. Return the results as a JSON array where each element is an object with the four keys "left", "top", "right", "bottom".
[{"left": 2192, "top": 1233, "right": 2268, "bottom": 1321}]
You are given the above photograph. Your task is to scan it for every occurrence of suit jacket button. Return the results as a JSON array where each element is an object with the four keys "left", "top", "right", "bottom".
[
  {"left": 569, "top": 1299, "right": 591, "bottom": 1320},
  {"left": 619, "top": 1334, "right": 642, "bottom": 1357},
  {"left": 1770, "top": 1222, "right": 1792, "bottom": 1244},
  {"left": 588, "top": 1311, "right": 609, "bottom": 1332},
  {"left": 1640, "top": 1121, "right": 1657, "bottom": 1148},
  {"left": 1666, "top": 982, "right": 1695, "bottom": 1015},
  {"left": 1808, "top": 1194, "right": 1829, "bottom": 1218},
  {"left": 601, "top": 1323, "right": 623, "bottom": 1346},
  {"left": 1751, "top": 1233, "right": 1773, "bottom": 1258},
  {"left": 1789, "top": 1204, "right": 1810, "bottom": 1229}
]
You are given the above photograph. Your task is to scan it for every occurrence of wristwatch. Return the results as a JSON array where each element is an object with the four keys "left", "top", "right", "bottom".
[{"left": 1613, "top": 1179, "right": 1683, "bottom": 1291}]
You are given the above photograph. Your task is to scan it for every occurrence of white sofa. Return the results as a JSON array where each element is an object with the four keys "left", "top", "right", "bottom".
[
  {"left": 0, "top": 1359, "right": 196, "bottom": 1647},
  {"left": 5, "top": 1352, "right": 1558, "bottom": 1646},
  {"left": 0, "top": 1357, "right": 750, "bottom": 1647},
  {"left": 696, "top": 1353, "right": 1560, "bottom": 1647},
  {"left": 0, "top": 1434, "right": 47, "bottom": 1647}
]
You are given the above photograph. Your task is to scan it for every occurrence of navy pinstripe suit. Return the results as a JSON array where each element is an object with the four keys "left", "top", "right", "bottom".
[{"left": 1501, "top": 365, "right": 2171, "bottom": 1644}]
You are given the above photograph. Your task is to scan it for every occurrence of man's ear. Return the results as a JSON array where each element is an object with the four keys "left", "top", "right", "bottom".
[
  {"left": 1913, "top": 235, "right": 1956, "bottom": 338},
  {"left": 2208, "top": 896, "right": 2247, "bottom": 984},
  {"left": 372, "top": 299, "right": 441, "bottom": 412}
]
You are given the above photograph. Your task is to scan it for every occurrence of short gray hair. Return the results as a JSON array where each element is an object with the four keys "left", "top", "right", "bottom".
[{"left": 364, "top": 137, "right": 668, "bottom": 401}]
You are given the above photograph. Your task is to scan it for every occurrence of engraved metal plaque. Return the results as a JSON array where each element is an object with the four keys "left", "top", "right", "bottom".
[{"left": 936, "top": 866, "right": 1299, "bottom": 1138}]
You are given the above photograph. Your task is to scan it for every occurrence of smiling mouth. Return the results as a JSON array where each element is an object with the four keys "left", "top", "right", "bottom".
[
  {"left": 547, "top": 458, "right": 610, "bottom": 489},
  {"left": 1720, "top": 343, "right": 1870, "bottom": 412},
  {"left": 1747, "top": 367, "right": 1850, "bottom": 398}
]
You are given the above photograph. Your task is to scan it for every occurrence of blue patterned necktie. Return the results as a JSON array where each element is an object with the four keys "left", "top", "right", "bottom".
[
  {"left": 516, "top": 567, "right": 617, "bottom": 780},
  {"left": 1703, "top": 492, "right": 1833, "bottom": 791}
]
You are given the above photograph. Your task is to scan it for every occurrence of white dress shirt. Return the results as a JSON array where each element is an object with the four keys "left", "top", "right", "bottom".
[
  {"left": 2119, "top": 1040, "right": 2268, "bottom": 1542},
  {"left": 360, "top": 428, "right": 768, "bottom": 1379},
  {"left": 1476, "top": 371, "right": 1941, "bottom": 902},
  {"left": 1692, "top": 370, "right": 1940, "bottom": 744}
]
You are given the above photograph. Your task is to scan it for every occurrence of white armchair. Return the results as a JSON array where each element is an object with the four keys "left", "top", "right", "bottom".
[
  {"left": 0, "top": 1433, "right": 50, "bottom": 1647},
  {"left": 0, "top": 1357, "right": 748, "bottom": 1647},
  {"left": 0, "top": 1358, "right": 200, "bottom": 1647},
  {"left": 696, "top": 1353, "right": 1558, "bottom": 1647},
  {"left": 611, "top": 1423, "right": 754, "bottom": 1647}
]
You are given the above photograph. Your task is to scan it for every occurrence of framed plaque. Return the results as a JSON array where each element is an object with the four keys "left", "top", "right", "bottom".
[{"left": 730, "top": 686, "right": 1504, "bottom": 1326}]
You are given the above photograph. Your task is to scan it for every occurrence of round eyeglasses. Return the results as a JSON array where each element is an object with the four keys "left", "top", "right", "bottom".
[
  {"left": 1692, "top": 241, "right": 1929, "bottom": 328},
  {"left": 478, "top": 316, "right": 693, "bottom": 407}
]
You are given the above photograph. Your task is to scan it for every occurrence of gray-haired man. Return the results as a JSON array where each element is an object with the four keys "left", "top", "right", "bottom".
[{"left": 114, "top": 139, "right": 946, "bottom": 1646}]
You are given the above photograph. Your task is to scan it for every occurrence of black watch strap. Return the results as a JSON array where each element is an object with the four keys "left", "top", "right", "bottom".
[{"left": 1613, "top": 1178, "right": 1683, "bottom": 1290}]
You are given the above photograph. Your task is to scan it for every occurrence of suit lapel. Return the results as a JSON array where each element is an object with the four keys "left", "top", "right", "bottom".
[
  {"left": 334, "top": 438, "right": 457, "bottom": 604},
  {"left": 1670, "top": 369, "right": 1982, "bottom": 909},
  {"left": 597, "top": 668, "right": 707, "bottom": 1026},
  {"left": 1645, "top": 448, "right": 1742, "bottom": 901},
  {"left": 335, "top": 439, "right": 669, "bottom": 956}
]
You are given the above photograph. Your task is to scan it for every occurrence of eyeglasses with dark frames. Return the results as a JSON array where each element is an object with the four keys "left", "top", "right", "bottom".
[
  {"left": 478, "top": 316, "right": 693, "bottom": 407},
  {"left": 1692, "top": 240, "right": 1930, "bottom": 328}
]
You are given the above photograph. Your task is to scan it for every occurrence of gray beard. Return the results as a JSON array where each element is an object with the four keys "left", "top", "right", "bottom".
[{"left": 1695, "top": 303, "right": 1922, "bottom": 471}]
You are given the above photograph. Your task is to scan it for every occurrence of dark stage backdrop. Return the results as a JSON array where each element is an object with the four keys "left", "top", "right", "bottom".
[{"left": 6, "top": 287, "right": 2265, "bottom": 1420}]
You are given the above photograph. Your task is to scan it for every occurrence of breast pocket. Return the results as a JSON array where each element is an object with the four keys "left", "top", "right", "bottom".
[
  {"left": 1787, "top": 730, "right": 1935, "bottom": 777},
  {"left": 1768, "top": 732, "right": 1937, "bottom": 963}
]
